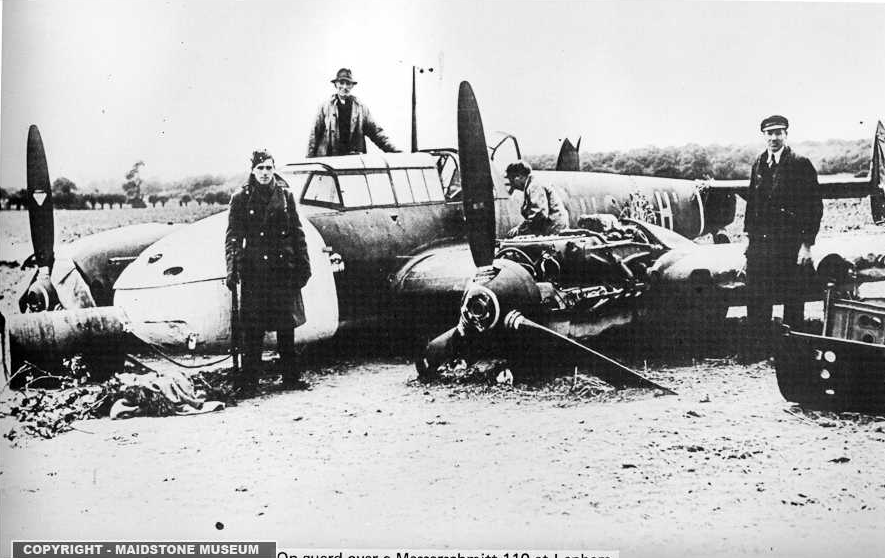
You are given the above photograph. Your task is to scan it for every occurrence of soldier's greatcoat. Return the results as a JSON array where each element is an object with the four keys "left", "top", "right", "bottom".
[{"left": 225, "top": 175, "right": 311, "bottom": 331}]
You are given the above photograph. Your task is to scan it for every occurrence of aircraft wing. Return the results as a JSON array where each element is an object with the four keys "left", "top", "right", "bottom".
[
  {"left": 704, "top": 175, "right": 875, "bottom": 198},
  {"left": 651, "top": 233, "right": 885, "bottom": 308}
]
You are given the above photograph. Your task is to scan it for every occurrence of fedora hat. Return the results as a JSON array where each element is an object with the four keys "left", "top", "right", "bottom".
[{"left": 331, "top": 68, "right": 357, "bottom": 84}]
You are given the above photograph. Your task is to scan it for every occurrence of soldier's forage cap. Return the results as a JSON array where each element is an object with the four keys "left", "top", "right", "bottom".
[
  {"left": 761, "top": 115, "right": 789, "bottom": 132},
  {"left": 331, "top": 68, "right": 357, "bottom": 84},
  {"left": 251, "top": 150, "right": 274, "bottom": 168},
  {"left": 504, "top": 160, "right": 533, "bottom": 177}
]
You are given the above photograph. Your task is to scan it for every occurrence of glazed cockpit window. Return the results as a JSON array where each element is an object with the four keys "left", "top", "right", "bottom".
[{"left": 302, "top": 173, "right": 340, "bottom": 205}]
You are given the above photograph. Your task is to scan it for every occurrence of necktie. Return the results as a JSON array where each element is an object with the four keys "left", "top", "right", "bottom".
[{"left": 769, "top": 153, "right": 777, "bottom": 169}]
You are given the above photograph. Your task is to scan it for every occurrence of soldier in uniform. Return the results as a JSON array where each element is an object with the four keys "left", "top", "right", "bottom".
[
  {"left": 504, "top": 160, "right": 569, "bottom": 237},
  {"left": 740, "top": 115, "right": 823, "bottom": 361},
  {"left": 225, "top": 150, "right": 312, "bottom": 393},
  {"left": 307, "top": 68, "right": 399, "bottom": 157}
]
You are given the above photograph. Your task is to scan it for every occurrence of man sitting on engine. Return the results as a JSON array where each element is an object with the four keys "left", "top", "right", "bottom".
[{"left": 505, "top": 160, "right": 569, "bottom": 237}]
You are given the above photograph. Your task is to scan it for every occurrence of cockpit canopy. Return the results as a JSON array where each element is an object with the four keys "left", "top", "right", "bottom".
[{"left": 280, "top": 151, "right": 461, "bottom": 210}]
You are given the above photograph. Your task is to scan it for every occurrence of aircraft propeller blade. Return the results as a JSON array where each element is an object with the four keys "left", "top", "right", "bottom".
[
  {"left": 457, "top": 81, "right": 496, "bottom": 268},
  {"left": 416, "top": 326, "right": 463, "bottom": 380},
  {"left": 870, "top": 120, "right": 885, "bottom": 224},
  {"left": 27, "top": 125, "right": 55, "bottom": 269},
  {"left": 503, "top": 310, "right": 676, "bottom": 394}
]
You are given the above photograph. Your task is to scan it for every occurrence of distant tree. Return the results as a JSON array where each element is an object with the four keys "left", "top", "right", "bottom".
[
  {"left": 0, "top": 187, "right": 8, "bottom": 210},
  {"left": 82, "top": 193, "right": 96, "bottom": 209},
  {"left": 147, "top": 194, "right": 158, "bottom": 208},
  {"left": 611, "top": 153, "right": 643, "bottom": 175},
  {"left": 9, "top": 189, "right": 27, "bottom": 210},
  {"left": 141, "top": 179, "right": 163, "bottom": 196},
  {"left": 51, "top": 177, "right": 85, "bottom": 209},
  {"left": 122, "top": 161, "right": 147, "bottom": 208},
  {"left": 106, "top": 193, "right": 126, "bottom": 208},
  {"left": 677, "top": 145, "right": 711, "bottom": 180},
  {"left": 179, "top": 194, "right": 192, "bottom": 206},
  {"left": 157, "top": 195, "right": 169, "bottom": 207},
  {"left": 213, "top": 190, "right": 231, "bottom": 205}
]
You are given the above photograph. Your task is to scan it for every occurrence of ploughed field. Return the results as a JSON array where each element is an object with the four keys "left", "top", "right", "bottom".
[{"left": 1, "top": 198, "right": 884, "bottom": 556}]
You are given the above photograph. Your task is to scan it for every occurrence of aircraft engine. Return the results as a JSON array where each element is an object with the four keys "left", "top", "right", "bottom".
[
  {"left": 419, "top": 218, "right": 674, "bottom": 393},
  {"left": 425, "top": 81, "right": 673, "bottom": 392},
  {"left": 457, "top": 260, "right": 541, "bottom": 336}
]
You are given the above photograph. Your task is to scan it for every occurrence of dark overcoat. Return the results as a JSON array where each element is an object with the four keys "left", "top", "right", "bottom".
[
  {"left": 225, "top": 175, "right": 311, "bottom": 331},
  {"left": 744, "top": 146, "right": 823, "bottom": 245},
  {"left": 742, "top": 146, "right": 823, "bottom": 316}
]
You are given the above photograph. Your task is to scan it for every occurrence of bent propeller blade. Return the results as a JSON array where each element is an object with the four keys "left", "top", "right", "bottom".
[
  {"left": 457, "top": 81, "right": 496, "bottom": 268},
  {"left": 505, "top": 311, "right": 676, "bottom": 394},
  {"left": 27, "top": 125, "right": 55, "bottom": 269}
]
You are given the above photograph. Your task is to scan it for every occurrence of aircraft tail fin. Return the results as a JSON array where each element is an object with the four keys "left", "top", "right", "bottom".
[{"left": 555, "top": 137, "right": 581, "bottom": 171}]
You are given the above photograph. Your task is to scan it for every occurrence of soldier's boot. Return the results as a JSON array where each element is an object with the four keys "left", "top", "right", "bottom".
[
  {"left": 234, "top": 354, "right": 260, "bottom": 397},
  {"left": 278, "top": 329, "right": 309, "bottom": 390},
  {"left": 235, "top": 329, "right": 264, "bottom": 397},
  {"left": 739, "top": 301, "right": 772, "bottom": 364}
]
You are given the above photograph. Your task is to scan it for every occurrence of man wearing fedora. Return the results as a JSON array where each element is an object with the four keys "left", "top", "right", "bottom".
[
  {"left": 740, "top": 114, "right": 823, "bottom": 361},
  {"left": 307, "top": 68, "right": 399, "bottom": 158}
]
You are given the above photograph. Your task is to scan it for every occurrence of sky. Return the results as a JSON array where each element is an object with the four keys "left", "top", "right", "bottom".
[{"left": 1, "top": 0, "right": 884, "bottom": 189}]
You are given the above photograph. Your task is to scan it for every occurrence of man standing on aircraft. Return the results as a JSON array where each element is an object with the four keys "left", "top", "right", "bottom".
[
  {"left": 504, "top": 160, "right": 570, "bottom": 237},
  {"left": 225, "top": 150, "right": 312, "bottom": 394},
  {"left": 740, "top": 115, "right": 823, "bottom": 361},
  {"left": 307, "top": 68, "right": 399, "bottom": 157}
]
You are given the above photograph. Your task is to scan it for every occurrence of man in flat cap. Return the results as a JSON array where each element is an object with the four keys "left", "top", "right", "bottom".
[
  {"left": 504, "top": 160, "right": 569, "bottom": 237},
  {"left": 225, "top": 150, "right": 312, "bottom": 394},
  {"left": 307, "top": 68, "right": 399, "bottom": 157},
  {"left": 739, "top": 115, "right": 822, "bottom": 361}
]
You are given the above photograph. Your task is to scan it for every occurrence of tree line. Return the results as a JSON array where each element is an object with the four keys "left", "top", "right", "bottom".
[
  {"left": 0, "top": 180, "right": 234, "bottom": 210},
  {"left": 1, "top": 138, "right": 872, "bottom": 209},
  {"left": 526, "top": 138, "right": 872, "bottom": 180},
  {"left": 0, "top": 160, "right": 239, "bottom": 210}
]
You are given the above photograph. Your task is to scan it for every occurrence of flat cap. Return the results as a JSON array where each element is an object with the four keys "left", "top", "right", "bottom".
[{"left": 761, "top": 115, "right": 789, "bottom": 132}]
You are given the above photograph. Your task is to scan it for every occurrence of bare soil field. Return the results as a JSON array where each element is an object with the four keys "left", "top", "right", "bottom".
[{"left": 1, "top": 200, "right": 884, "bottom": 557}]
